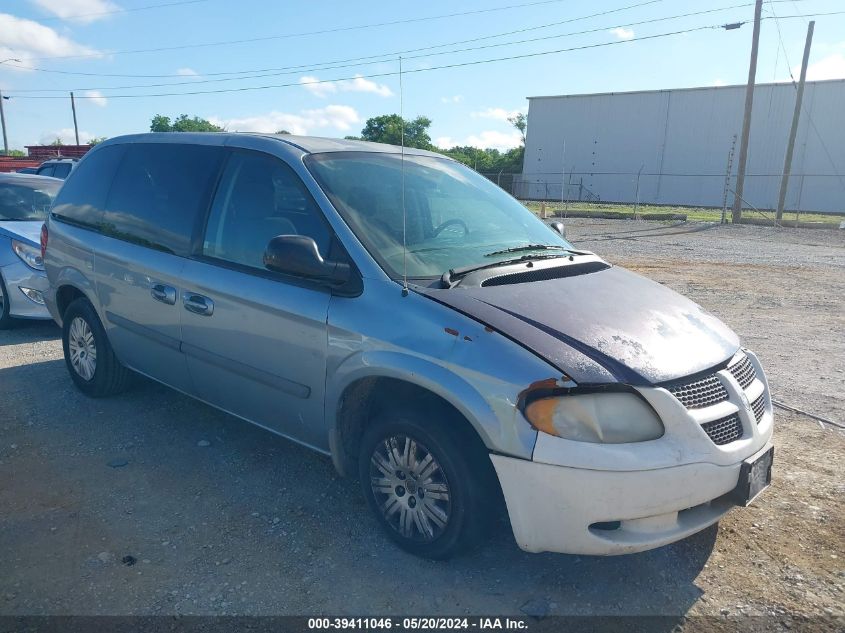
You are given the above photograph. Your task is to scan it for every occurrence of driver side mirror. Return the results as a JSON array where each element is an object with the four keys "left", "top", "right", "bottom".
[
  {"left": 264, "top": 235, "right": 350, "bottom": 285},
  {"left": 550, "top": 221, "right": 566, "bottom": 238}
]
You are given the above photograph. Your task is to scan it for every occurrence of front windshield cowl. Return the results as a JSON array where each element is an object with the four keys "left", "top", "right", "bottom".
[{"left": 304, "top": 151, "right": 575, "bottom": 281}]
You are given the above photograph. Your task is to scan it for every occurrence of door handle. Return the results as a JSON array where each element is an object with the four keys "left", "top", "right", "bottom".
[
  {"left": 150, "top": 283, "right": 176, "bottom": 305},
  {"left": 183, "top": 293, "right": 214, "bottom": 316}
]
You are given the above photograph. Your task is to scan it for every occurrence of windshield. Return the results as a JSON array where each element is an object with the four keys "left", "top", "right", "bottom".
[
  {"left": 0, "top": 179, "right": 62, "bottom": 221},
  {"left": 305, "top": 152, "right": 573, "bottom": 278}
]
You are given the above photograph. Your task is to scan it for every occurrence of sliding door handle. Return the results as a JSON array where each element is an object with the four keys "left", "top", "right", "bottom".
[{"left": 150, "top": 284, "right": 176, "bottom": 305}]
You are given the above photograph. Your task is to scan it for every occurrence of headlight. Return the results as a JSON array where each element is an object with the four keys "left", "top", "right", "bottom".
[
  {"left": 11, "top": 240, "right": 45, "bottom": 271},
  {"left": 524, "top": 393, "right": 664, "bottom": 443}
]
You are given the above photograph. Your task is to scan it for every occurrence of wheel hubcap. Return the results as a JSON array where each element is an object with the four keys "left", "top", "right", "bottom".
[
  {"left": 68, "top": 317, "right": 97, "bottom": 381},
  {"left": 370, "top": 434, "right": 451, "bottom": 542}
]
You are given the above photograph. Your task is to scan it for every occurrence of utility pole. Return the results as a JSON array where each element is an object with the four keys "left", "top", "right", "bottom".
[
  {"left": 776, "top": 20, "right": 815, "bottom": 222},
  {"left": 70, "top": 92, "right": 80, "bottom": 146},
  {"left": 731, "top": 0, "right": 763, "bottom": 223},
  {"left": 0, "top": 91, "right": 8, "bottom": 156}
]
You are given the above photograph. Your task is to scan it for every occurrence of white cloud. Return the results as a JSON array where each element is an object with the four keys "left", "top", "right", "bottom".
[
  {"left": 440, "top": 95, "right": 464, "bottom": 104},
  {"left": 435, "top": 130, "right": 522, "bottom": 151},
  {"left": 176, "top": 67, "right": 199, "bottom": 77},
  {"left": 609, "top": 27, "right": 635, "bottom": 40},
  {"left": 299, "top": 74, "right": 393, "bottom": 98},
  {"left": 0, "top": 13, "right": 101, "bottom": 68},
  {"left": 794, "top": 53, "right": 845, "bottom": 81},
  {"left": 30, "top": 0, "right": 119, "bottom": 24},
  {"left": 83, "top": 90, "right": 107, "bottom": 106},
  {"left": 471, "top": 107, "right": 522, "bottom": 122},
  {"left": 713, "top": 78, "right": 727, "bottom": 87},
  {"left": 208, "top": 105, "right": 360, "bottom": 135},
  {"left": 39, "top": 128, "right": 96, "bottom": 144}
]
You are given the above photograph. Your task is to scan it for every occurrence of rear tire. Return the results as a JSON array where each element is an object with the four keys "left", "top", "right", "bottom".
[
  {"left": 358, "top": 404, "right": 496, "bottom": 559},
  {"left": 0, "top": 275, "right": 16, "bottom": 330},
  {"left": 62, "top": 298, "right": 131, "bottom": 397}
]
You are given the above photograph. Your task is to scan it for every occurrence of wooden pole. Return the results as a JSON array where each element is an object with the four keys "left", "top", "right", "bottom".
[
  {"left": 776, "top": 21, "right": 815, "bottom": 222},
  {"left": 731, "top": 0, "right": 763, "bottom": 223}
]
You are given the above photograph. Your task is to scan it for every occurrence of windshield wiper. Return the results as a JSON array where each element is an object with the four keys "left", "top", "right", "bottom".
[
  {"left": 484, "top": 244, "right": 571, "bottom": 257},
  {"left": 440, "top": 253, "right": 571, "bottom": 288}
]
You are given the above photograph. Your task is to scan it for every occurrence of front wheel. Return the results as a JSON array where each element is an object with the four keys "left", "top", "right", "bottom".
[
  {"left": 61, "top": 298, "right": 131, "bottom": 397},
  {"left": 0, "top": 275, "right": 15, "bottom": 330},
  {"left": 358, "top": 407, "right": 496, "bottom": 559}
]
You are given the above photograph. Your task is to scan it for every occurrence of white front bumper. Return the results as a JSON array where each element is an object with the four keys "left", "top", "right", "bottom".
[{"left": 494, "top": 350, "right": 773, "bottom": 555}]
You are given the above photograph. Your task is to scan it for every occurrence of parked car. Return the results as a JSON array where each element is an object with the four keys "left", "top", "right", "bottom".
[
  {"left": 35, "top": 158, "right": 78, "bottom": 180},
  {"left": 0, "top": 173, "right": 62, "bottom": 328},
  {"left": 42, "top": 134, "right": 774, "bottom": 559}
]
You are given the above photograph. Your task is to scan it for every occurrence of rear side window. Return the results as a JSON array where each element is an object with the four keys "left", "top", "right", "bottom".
[
  {"left": 51, "top": 145, "right": 125, "bottom": 230},
  {"left": 37, "top": 164, "right": 55, "bottom": 177},
  {"left": 52, "top": 163, "right": 73, "bottom": 179},
  {"left": 103, "top": 143, "right": 223, "bottom": 255}
]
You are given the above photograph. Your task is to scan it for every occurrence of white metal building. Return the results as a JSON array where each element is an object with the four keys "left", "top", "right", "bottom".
[{"left": 521, "top": 79, "right": 845, "bottom": 213}]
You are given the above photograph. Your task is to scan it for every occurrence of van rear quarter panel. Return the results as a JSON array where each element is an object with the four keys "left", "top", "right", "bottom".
[{"left": 44, "top": 219, "right": 101, "bottom": 325}]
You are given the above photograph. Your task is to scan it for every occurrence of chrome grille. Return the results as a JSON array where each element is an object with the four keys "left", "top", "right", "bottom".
[
  {"left": 668, "top": 374, "right": 729, "bottom": 409},
  {"left": 751, "top": 394, "right": 765, "bottom": 423},
  {"left": 701, "top": 414, "right": 744, "bottom": 445},
  {"left": 729, "top": 354, "right": 757, "bottom": 389}
]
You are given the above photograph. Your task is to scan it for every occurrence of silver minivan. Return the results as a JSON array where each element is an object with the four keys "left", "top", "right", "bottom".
[{"left": 43, "top": 133, "right": 774, "bottom": 559}]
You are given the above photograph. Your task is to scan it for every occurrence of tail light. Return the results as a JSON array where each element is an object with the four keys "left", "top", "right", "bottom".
[{"left": 40, "top": 223, "right": 48, "bottom": 260}]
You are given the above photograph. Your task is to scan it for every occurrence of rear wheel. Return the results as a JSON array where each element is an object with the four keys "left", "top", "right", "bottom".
[
  {"left": 62, "top": 298, "right": 130, "bottom": 397},
  {"left": 358, "top": 405, "right": 496, "bottom": 559}
]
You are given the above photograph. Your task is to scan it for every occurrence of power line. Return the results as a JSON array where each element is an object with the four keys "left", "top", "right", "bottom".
[
  {"left": 8, "top": 0, "right": 667, "bottom": 78},
  {"left": 2, "top": 24, "right": 733, "bottom": 100},
  {"left": 13, "top": 0, "right": 645, "bottom": 62},
  {"left": 10, "top": 3, "right": 768, "bottom": 93},
  {"left": 30, "top": 0, "right": 213, "bottom": 22}
]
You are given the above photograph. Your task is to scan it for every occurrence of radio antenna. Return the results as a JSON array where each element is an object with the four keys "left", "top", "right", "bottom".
[{"left": 399, "top": 55, "right": 409, "bottom": 297}]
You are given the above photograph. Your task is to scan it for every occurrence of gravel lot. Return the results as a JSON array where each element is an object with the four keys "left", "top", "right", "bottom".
[{"left": 1, "top": 219, "right": 843, "bottom": 622}]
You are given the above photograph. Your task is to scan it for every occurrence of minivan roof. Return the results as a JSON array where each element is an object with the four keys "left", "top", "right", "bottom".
[{"left": 95, "top": 133, "right": 447, "bottom": 158}]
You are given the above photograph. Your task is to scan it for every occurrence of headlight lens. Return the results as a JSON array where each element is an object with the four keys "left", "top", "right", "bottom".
[
  {"left": 524, "top": 393, "right": 664, "bottom": 443},
  {"left": 12, "top": 240, "right": 45, "bottom": 271}
]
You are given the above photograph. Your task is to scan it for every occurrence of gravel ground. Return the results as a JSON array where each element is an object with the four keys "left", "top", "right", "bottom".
[{"left": 0, "top": 219, "right": 843, "bottom": 623}]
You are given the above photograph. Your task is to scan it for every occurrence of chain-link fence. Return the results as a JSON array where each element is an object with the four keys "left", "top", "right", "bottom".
[{"left": 478, "top": 170, "right": 845, "bottom": 214}]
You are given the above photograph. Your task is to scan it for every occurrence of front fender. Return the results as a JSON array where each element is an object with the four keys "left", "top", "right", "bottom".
[{"left": 327, "top": 349, "right": 504, "bottom": 451}]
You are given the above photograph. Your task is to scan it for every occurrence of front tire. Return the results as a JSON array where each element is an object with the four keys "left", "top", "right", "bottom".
[
  {"left": 0, "top": 275, "right": 15, "bottom": 330},
  {"left": 358, "top": 406, "right": 496, "bottom": 559},
  {"left": 61, "top": 298, "right": 130, "bottom": 397}
]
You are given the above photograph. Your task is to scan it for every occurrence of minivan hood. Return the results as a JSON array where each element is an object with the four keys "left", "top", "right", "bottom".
[
  {"left": 420, "top": 265, "right": 739, "bottom": 385},
  {"left": 0, "top": 220, "right": 43, "bottom": 247}
]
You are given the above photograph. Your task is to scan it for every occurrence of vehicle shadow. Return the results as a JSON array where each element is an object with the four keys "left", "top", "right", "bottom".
[
  {"left": 0, "top": 358, "right": 714, "bottom": 621},
  {"left": 0, "top": 319, "right": 60, "bottom": 347}
]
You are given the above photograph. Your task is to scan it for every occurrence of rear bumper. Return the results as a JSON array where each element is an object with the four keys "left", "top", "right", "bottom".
[
  {"left": 492, "top": 443, "right": 771, "bottom": 555},
  {"left": 1, "top": 260, "right": 51, "bottom": 320}
]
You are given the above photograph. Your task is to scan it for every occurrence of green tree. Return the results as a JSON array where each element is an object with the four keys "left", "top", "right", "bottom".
[
  {"left": 359, "top": 114, "right": 432, "bottom": 149},
  {"left": 275, "top": 129, "right": 291, "bottom": 134},
  {"left": 7, "top": 149, "right": 25, "bottom": 157},
  {"left": 150, "top": 114, "right": 223, "bottom": 132},
  {"left": 88, "top": 136, "right": 108, "bottom": 146},
  {"left": 508, "top": 112, "right": 527, "bottom": 145}
]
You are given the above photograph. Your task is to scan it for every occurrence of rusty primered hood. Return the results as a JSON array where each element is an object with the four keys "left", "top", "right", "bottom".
[{"left": 419, "top": 265, "right": 740, "bottom": 386}]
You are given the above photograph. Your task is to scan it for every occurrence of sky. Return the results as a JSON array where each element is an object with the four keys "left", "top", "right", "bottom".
[{"left": 1, "top": 0, "right": 845, "bottom": 152}]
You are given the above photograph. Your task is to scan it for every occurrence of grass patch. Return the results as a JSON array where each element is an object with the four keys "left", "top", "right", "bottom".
[{"left": 523, "top": 201, "right": 842, "bottom": 226}]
